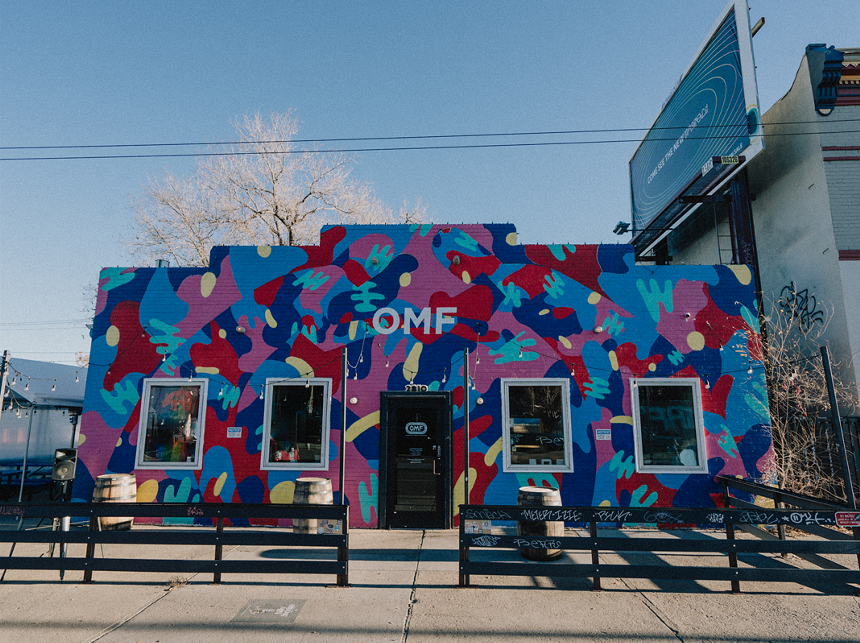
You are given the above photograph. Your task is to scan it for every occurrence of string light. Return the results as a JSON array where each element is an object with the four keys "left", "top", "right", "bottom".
[
  {"left": 51, "top": 381, "right": 56, "bottom": 392},
  {"left": 305, "top": 378, "right": 310, "bottom": 388}
]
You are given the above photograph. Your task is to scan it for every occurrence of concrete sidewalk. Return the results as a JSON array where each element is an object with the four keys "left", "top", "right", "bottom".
[{"left": 1, "top": 526, "right": 859, "bottom": 643}]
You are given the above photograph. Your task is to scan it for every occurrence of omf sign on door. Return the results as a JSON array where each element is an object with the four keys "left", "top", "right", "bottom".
[{"left": 405, "top": 422, "right": 428, "bottom": 435}]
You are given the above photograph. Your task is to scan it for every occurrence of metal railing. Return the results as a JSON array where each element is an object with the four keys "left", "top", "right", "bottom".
[
  {"left": 458, "top": 502, "right": 860, "bottom": 593},
  {"left": 1, "top": 502, "right": 348, "bottom": 586}
]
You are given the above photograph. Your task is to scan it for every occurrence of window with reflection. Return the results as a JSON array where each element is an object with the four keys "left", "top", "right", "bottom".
[
  {"left": 631, "top": 378, "right": 707, "bottom": 473},
  {"left": 262, "top": 379, "right": 331, "bottom": 470},
  {"left": 501, "top": 379, "right": 572, "bottom": 472},
  {"left": 136, "top": 379, "right": 207, "bottom": 469}
]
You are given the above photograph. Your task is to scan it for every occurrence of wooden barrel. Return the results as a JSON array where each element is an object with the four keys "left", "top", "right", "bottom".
[
  {"left": 516, "top": 486, "right": 563, "bottom": 561},
  {"left": 292, "top": 477, "right": 333, "bottom": 534},
  {"left": 93, "top": 473, "right": 136, "bottom": 531}
]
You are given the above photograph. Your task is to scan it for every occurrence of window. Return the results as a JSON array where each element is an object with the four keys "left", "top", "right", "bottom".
[
  {"left": 501, "top": 379, "right": 573, "bottom": 472},
  {"left": 136, "top": 379, "right": 207, "bottom": 469},
  {"left": 261, "top": 379, "right": 331, "bottom": 470},
  {"left": 631, "top": 378, "right": 707, "bottom": 473}
]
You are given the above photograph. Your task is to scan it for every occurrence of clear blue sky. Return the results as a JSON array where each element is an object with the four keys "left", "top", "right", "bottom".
[{"left": 1, "top": 0, "right": 856, "bottom": 364}]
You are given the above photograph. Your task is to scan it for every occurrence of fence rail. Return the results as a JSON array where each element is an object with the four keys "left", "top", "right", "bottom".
[
  {"left": 458, "top": 502, "right": 860, "bottom": 593},
  {"left": 0, "top": 502, "right": 349, "bottom": 586}
]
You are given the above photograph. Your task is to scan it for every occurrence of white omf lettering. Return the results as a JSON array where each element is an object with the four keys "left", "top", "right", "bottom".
[{"left": 372, "top": 306, "right": 457, "bottom": 335}]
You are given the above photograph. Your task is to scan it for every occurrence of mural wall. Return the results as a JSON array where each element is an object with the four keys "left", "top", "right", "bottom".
[{"left": 74, "top": 224, "right": 772, "bottom": 526}]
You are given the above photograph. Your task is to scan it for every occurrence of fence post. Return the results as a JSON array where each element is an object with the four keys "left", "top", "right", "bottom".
[
  {"left": 773, "top": 491, "right": 788, "bottom": 557},
  {"left": 337, "top": 507, "right": 349, "bottom": 587},
  {"left": 821, "top": 346, "right": 856, "bottom": 508},
  {"left": 590, "top": 520, "right": 601, "bottom": 591},
  {"left": 721, "top": 479, "right": 741, "bottom": 594},
  {"left": 213, "top": 516, "right": 224, "bottom": 585},
  {"left": 458, "top": 508, "right": 470, "bottom": 587},
  {"left": 82, "top": 516, "right": 97, "bottom": 584}
]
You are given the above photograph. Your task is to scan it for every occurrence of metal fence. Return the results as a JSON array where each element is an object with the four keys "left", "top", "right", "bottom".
[
  {"left": 458, "top": 495, "right": 860, "bottom": 593},
  {"left": 0, "top": 502, "right": 349, "bottom": 585}
]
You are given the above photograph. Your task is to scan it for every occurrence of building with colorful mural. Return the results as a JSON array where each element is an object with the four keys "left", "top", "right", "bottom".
[{"left": 73, "top": 223, "right": 772, "bottom": 528}]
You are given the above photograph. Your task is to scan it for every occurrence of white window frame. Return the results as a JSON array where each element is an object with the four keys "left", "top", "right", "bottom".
[
  {"left": 630, "top": 377, "right": 708, "bottom": 474},
  {"left": 136, "top": 378, "right": 208, "bottom": 470},
  {"left": 261, "top": 377, "right": 332, "bottom": 471},
  {"left": 501, "top": 378, "right": 573, "bottom": 473}
]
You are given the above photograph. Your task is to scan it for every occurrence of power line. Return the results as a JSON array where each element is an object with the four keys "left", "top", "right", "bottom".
[
  {"left": 2, "top": 120, "right": 858, "bottom": 162},
  {"left": 2, "top": 118, "right": 856, "bottom": 152}
]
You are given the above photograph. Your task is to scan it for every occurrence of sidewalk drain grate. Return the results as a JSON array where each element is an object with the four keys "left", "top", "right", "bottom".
[{"left": 231, "top": 599, "right": 306, "bottom": 624}]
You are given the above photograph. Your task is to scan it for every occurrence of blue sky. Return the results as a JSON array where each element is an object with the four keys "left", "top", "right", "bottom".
[{"left": 1, "top": 0, "right": 857, "bottom": 364}]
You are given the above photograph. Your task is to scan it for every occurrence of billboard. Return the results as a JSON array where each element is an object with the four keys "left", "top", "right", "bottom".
[{"left": 629, "top": 0, "right": 763, "bottom": 244}]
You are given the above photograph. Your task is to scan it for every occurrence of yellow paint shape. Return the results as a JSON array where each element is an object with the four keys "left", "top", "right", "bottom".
[
  {"left": 196, "top": 366, "right": 219, "bottom": 375},
  {"left": 598, "top": 499, "right": 611, "bottom": 507},
  {"left": 453, "top": 469, "right": 478, "bottom": 510},
  {"left": 506, "top": 232, "right": 517, "bottom": 246},
  {"left": 116, "top": 436, "right": 123, "bottom": 448},
  {"left": 400, "top": 272, "right": 411, "bottom": 287},
  {"left": 403, "top": 342, "right": 423, "bottom": 381},
  {"left": 270, "top": 481, "right": 296, "bottom": 504},
  {"left": 200, "top": 272, "right": 216, "bottom": 298},
  {"left": 588, "top": 292, "right": 601, "bottom": 305},
  {"left": 349, "top": 320, "right": 359, "bottom": 341},
  {"left": 346, "top": 411, "right": 381, "bottom": 442},
  {"left": 213, "top": 472, "right": 228, "bottom": 497},
  {"left": 610, "top": 416, "right": 633, "bottom": 425},
  {"left": 687, "top": 331, "right": 706, "bottom": 351},
  {"left": 265, "top": 309, "right": 277, "bottom": 328},
  {"left": 728, "top": 264, "right": 752, "bottom": 285},
  {"left": 218, "top": 329, "right": 227, "bottom": 339},
  {"left": 558, "top": 335, "right": 571, "bottom": 349},
  {"left": 77, "top": 433, "right": 86, "bottom": 446},
  {"left": 608, "top": 350, "right": 619, "bottom": 371},
  {"left": 257, "top": 245, "right": 271, "bottom": 258},
  {"left": 648, "top": 362, "right": 657, "bottom": 371},
  {"left": 484, "top": 437, "right": 503, "bottom": 467},
  {"left": 539, "top": 309, "right": 549, "bottom": 315},
  {"left": 285, "top": 356, "right": 314, "bottom": 378},
  {"left": 137, "top": 479, "right": 159, "bottom": 503},
  {"left": 105, "top": 325, "right": 120, "bottom": 347},
  {"left": 461, "top": 271, "right": 471, "bottom": 284}
]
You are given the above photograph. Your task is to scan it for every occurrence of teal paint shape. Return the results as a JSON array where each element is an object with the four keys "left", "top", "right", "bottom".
[
  {"left": 608, "top": 450, "right": 635, "bottom": 480},
  {"left": 515, "top": 472, "right": 558, "bottom": 488},
  {"left": 220, "top": 384, "right": 240, "bottom": 410},
  {"left": 101, "top": 267, "right": 135, "bottom": 292},
  {"left": 740, "top": 305, "right": 760, "bottom": 333},
  {"left": 543, "top": 271, "right": 565, "bottom": 300},
  {"left": 630, "top": 484, "right": 658, "bottom": 508},
  {"left": 636, "top": 278, "right": 674, "bottom": 322},
  {"left": 499, "top": 282, "right": 524, "bottom": 308},
  {"left": 489, "top": 331, "right": 537, "bottom": 365},
  {"left": 148, "top": 319, "right": 185, "bottom": 355},
  {"left": 350, "top": 282, "right": 385, "bottom": 312},
  {"left": 358, "top": 473, "right": 378, "bottom": 524},
  {"left": 365, "top": 244, "right": 393, "bottom": 274},
  {"left": 583, "top": 376, "right": 610, "bottom": 399},
  {"left": 717, "top": 427, "right": 739, "bottom": 458},
  {"left": 600, "top": 312, "right": 625, "bottom": 337},
  {"left": 454, "top": 230, "right": 478, "bottom": 252},
  {"left": 101, "top": 380, "right": 140, "bottom": 415},
  {"left": 667, "top": 350, "right": 684, "bottom": 366},
  {"left": 293, "top": 269, "right": 329, "bottom": 291},
  {"left": 744, "top": 381, "right": 769, "bottom": 419},
  {"left": 164, "top": 475, "right": 197, "bottom": 525},
  {"left": 547, "top": 244, "right": 575, "bottom": 261}
]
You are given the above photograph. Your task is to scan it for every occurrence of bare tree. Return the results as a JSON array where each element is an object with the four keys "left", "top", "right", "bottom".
[
  {"left": 126, "top": 111, "right": 428, "bottom": 266},
  {"left": 761, "top": 286, "right": 858, "bottom": 502}
]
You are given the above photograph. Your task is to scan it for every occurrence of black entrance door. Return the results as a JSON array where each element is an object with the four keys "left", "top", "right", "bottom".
[{"left": 380, "top": 392, "right": 452, "bottom": 529}]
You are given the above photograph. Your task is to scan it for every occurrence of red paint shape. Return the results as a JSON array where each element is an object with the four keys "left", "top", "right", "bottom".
[
  {"left": 104, "top": 301, "right": 163, "bottom": 391},
  {"left": 524, "top": 244, "right": 607, "bottom": 297},
  {"left": 615, "top": 473, "right": 677, "bottom": 508},
  {"left": 501, "top": 265, "right": 552, "bottom": 299},
  {"left": 293, "top": 226, "right": 346, "bottom": 272},
  {"left": 614, "top": 343, "right": 664, "bottom": 378},
  {"left": 553, "top": 307, "right": 575, "bottom": 319},
  {"left": 290, "top": 333, "right": 344, "bottom": 389},
  {"left": 452, "top": 386, "right": 464, "bottom": 409},
  {"left": 429, "top": 284, "right": 494, "bottom": 322},
  {"left": 342, "top": 259, "right": 371, "bottom": 286},
  {"left": 301, "top": 315, "right": 317, "bottom": 330},
  {"left": 447, "top": 251, "right": 500, "bottom": 281},
  {"left": 700, "top": 374, "right": 733, "bottom": 419},
  {"left": 190, "top": 321, "right": 243, "bottom": 384},
  {"left": 253, "top": 276, "right": 284, "bottom": 308},
  {"left": 694, "top": 285, "right": 750, "bottom": 349},
  {"left": 339, "top": 312, "right": 353, "bottom": 324}
]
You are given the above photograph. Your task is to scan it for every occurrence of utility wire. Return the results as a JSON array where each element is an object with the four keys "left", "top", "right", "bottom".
[{"left": 2, "top": 118, "right": 857, "bottom": 151}]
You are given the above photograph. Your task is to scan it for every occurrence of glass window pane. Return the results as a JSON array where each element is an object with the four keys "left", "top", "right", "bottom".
[
  {"left": 638, "top": 385, "right": 699, "bottom": 467},
  {"left": 506, "top": 384, "right": 566, "bottom": 467},
  {"left": 142, "top": 385, "right": 202, "bottom": 464},
  {"left": 268, "top": 384, "right": 325, "bottom": 464}
]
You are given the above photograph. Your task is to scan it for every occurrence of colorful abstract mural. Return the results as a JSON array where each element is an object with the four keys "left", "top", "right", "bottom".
[{"left": 74, "top": 224, "right": 771, "bottom": 526}]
